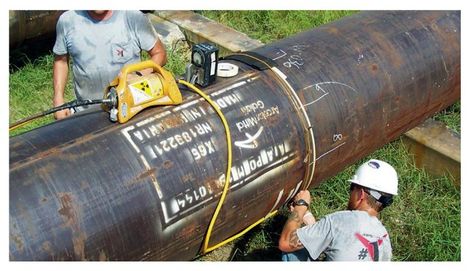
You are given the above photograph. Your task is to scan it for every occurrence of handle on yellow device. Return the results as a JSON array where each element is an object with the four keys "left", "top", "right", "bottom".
[
  {"left": 115, "top": 60, "right": 162, "bottom": 96},
  {"left": 103, "top": 60, "right": 182, "bottom": 123}
]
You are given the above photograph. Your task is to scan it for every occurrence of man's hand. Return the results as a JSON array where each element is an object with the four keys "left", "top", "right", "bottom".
[
  {"left": 288, "top": 190, "right": 316, "bottom": 226},
  {"left": 294, "top": 190, "right": 311, "bottom": 205},
  {"left": 54, "top": 109, "right": 71, "bottom": 120},
  {"left": 303, "top": 211, "right": 316, "bottom": 225}
]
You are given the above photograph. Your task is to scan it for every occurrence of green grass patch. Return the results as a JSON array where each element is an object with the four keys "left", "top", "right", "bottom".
[
  {"left": 433, "top": 101, "right": 461, "bottom": 133},
  {"left": 200, "top": 11, "right": 358, "bottom": 44},
  {"left": 9, "top": 54, "right": 74, "bottom": 136}
]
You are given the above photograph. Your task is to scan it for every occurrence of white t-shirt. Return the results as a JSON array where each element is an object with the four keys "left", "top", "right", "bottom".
[
  {"left": 53, "top": 10, "right": 159, "bottom": 110},
  {"left": 297, "top": 210, "right": 392, "bottom": 261}
]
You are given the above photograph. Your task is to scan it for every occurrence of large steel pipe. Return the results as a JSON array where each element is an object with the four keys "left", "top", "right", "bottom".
[{"left": 9, "top": 11, "right": 460, "bottom": 260}]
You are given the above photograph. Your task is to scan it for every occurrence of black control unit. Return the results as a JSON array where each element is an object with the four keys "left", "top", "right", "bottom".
[{"left": 191, "top": 43, "right": 219, "bottom": 87}]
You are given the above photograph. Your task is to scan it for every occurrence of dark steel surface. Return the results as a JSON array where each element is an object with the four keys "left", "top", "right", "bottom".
[
  {"left": 252, "top": 10, "right": 461, "bottom": 185},
  {"left": 10, "top": 11, "right": 460, "bottom": 260}
]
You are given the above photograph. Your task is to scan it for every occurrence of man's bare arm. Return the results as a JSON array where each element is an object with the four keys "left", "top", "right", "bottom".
[
  {"left": 279, "top": 191, "right": 312, "bottom": 252},
  {"left": 53, "top": 54, "right": 70, "bottom": 120},
  {"left": 137, "top": 39, "right": 167, "bottom": 75},
  {"left": 286, "top": 212, "right": 305, "bottom": 250},
  {"left": 148, "top": 39, "right": 167, "bottom": 67}
]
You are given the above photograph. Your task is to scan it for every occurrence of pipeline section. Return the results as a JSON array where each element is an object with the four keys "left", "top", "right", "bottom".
[{"left": 9, "top": 11, "right": 460, "bottom": 260}]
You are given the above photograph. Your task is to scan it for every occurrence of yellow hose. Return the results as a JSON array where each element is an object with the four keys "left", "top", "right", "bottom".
[
  {"left": 178, "top": 79, "right": 278, "bottom": 254},
  {"left": 13, "top": 77, "right": 278, "bottom": 254},
  {"left": 9, "top": 119, "right": 34, "bottom": 132},
  {"left": 11, "top": 55, "right": 300, "bottom": 256},
  {"left": 9, "top": 110, "right": 50, "bottom": 132}
]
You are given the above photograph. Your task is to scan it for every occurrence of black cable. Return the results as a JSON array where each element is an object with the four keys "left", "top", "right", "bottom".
[{"left": 9, "top": 98, "right": 110, "bottom": 131}]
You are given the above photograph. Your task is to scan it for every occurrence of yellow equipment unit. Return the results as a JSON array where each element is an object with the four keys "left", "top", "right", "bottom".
[{"left": 102, "top": 60, "right": 182, "bottom": 123}]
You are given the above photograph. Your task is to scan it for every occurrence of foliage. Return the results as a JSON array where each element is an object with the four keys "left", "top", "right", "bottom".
[{"left": 200, "top": 10, "right": 358, "bottom": 44}]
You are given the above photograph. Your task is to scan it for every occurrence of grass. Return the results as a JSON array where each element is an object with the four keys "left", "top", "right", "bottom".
[
  {"left": 9, "top": 11, "right": 460, "bottom": 261},
  {"left": 199, "top": 10, "right": 358, "bottom": 44},
  {"left": 9, "top": 54, "right": 73, "bottom": 136},
  {"left": 433, "top": 101, "right": 461, "bottom": 133}
]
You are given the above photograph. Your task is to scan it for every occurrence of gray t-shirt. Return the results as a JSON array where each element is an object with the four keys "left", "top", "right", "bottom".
[
  {"left": 297, "top": 210, "right": 392, "bottom": 261},
  {"left": 53, "top": 10, "right": 159, "bottom": 110}
]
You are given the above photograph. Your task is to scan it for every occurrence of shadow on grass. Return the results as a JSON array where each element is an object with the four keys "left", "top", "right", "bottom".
[
  {"left": 10, "top": 36, "right": 56, "bottom": 72},
  {"left": 229, "top": 212, "right": 288, "bottom": 261}
]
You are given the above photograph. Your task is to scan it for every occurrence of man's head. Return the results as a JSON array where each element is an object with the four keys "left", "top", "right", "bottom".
[{"left": 347, "top": 159, "right": 398, "bottom": 213}]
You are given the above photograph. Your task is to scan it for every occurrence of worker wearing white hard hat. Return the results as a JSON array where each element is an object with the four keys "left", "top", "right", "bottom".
[
  {"left": 279, "top": 159, "right": 398, "bottom": 261},
  {"left": 347, "top": 159, "right": 398, "bottom": 210}
]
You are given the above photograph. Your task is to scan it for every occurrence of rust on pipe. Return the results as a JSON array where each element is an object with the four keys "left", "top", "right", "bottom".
[{"left": 9, "top": 11, "right": 460, "bottom": 260}]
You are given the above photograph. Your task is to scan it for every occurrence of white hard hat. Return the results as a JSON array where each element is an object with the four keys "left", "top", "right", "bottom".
[{"left": 348, "top": 159, "right": 398, "bottom": 195}]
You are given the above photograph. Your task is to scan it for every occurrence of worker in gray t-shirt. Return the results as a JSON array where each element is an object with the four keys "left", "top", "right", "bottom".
[
  {"left": 279, "top": 159, "right": 399, "bottom": 261},
  {"left": 52, "top": 10, "right": 167, "bottom": 119}
]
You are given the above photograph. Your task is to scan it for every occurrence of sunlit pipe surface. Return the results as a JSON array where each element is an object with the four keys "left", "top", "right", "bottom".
[{"left": 10, "top": 11, "right": 460, "bottom": 260}]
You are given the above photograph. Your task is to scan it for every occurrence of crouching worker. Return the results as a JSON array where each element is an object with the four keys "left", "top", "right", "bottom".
[{"left": 279, "top": 159, "right": 398, "bottom": 261}]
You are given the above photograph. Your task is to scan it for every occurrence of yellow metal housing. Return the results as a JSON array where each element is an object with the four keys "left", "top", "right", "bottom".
[{"left": 103, "top": 60, "right": 182, "bottom": 123}]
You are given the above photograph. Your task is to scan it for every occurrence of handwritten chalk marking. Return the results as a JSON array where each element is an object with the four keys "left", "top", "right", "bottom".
[
  {"left": 315, "top": 142, "right": 347, "bottom": 161},
  {"left": 302, "top": 81, "right": 358, "bottom": 107},
  {"left": 234, "top": 126, "right": 264, "bottom": 149}
]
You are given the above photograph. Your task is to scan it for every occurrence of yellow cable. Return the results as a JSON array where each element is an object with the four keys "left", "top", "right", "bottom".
[
  {"left": 178, "top": 79, "right": 278, "bottom": 254},
  {"left": 11, "top": 60, "right": 306, "bottom": 253},
  {"left": 9, "top": 112, "right": 48, "bottom": 132},
  {"left": 205, "top": 210, "right": 278, "bottom": 252},
  {"left": 178, "top": 79, "right": 232, "bottom": 253},
  {"left": 9, "top": 119, "right": 34, "bottom": 132}
]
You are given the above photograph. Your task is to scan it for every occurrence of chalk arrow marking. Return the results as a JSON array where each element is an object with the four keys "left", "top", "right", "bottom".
[{"left": 235, "top": 126, "right": 264, "bottom": 149}]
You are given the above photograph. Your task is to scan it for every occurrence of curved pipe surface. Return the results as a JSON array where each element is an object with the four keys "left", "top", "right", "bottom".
[{"left": 9, "top": 11, "right": 460, "bottom": 260}]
